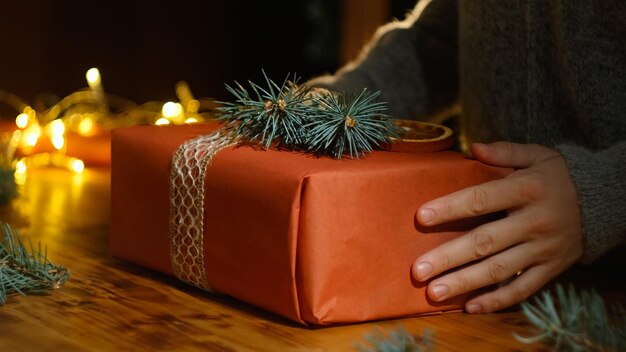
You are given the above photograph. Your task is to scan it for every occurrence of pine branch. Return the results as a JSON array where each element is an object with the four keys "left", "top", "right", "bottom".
[
  {"left": 0, "top": 222, "right": 70, "bottom": 304},
  {"left": 216, "top": 71, "right": 400, "bottom": 159},
  {"left": 355, "top": 325, "right": 434, "bottom": 352},
  {"left": 305, "top": 89, "right": 400, "bottom": 158},
  {"left": 216, "top": 70, "right": 318, "bottom": 149},
  {"left": 515, "top": 283, "right": 626, "bottom": 351}
]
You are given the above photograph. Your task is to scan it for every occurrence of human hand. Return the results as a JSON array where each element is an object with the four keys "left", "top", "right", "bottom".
[{"left": 412, "top": 142, "right": 584, "bottom": 313}]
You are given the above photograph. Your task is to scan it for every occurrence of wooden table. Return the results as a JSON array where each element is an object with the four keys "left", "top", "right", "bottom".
[{"left": 0, "top": 167, "right": 623, "bottom": 351}]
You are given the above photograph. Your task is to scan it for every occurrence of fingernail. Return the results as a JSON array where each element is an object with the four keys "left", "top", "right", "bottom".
[
  {"left": 415, "top": 262, "right": 432, "bottom": 280},
  {"left": 466, "top": 303, "right": 481, "bottom": 313},
  {"left": 419, "top": 208, "right": 435, "bottom": 224},
  {"left": 432, "top": 284, "right": 449, "bottom": 300}
]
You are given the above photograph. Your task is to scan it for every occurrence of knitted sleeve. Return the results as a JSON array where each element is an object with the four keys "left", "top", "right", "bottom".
[
  {"left": 309, "top": 0, "right": 459, "bottom": 120},
  {"left": 556, "top": 142, "right": 626, "bottom": 263}
]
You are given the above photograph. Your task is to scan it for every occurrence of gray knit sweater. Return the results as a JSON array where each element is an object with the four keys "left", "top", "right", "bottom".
[{"left": 310, "top": 0, "right": 626, "bottom": 263}]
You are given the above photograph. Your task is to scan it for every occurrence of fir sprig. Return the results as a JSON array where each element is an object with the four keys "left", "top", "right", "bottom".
[
  {"left": 355, "top": 325, "right": 434, "bottom": 352},
  {"left": 0, "top": 222, "right": 70, "bottom": 304},
  {"left": 516, "top": 284, "right": 626, "bottom": 351},
  {"left": 216, "top": 71, "right": 318, "bottom": 148},
  {"left": 306, "top": 89, "right": 400, "bottom": 158},
  {"left": 216, "top": 71, "right": 399, "bottom": 159}
]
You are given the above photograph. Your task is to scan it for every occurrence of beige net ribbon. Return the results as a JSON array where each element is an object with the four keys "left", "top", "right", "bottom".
[{"left": 169, "top": 131, "right": 236, "bottom": 291}]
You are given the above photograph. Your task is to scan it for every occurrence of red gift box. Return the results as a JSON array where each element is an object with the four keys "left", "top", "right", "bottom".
[{"left": 110, "top": 122, "right": 509, "bottom": 325}]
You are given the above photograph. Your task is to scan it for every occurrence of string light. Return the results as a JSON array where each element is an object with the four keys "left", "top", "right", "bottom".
[
  {"left": 14, "top": 159, "right": 27, "bottom": 186},
  {"left": 162, "top": 102, "right": 182, "bottom": 117},
  {"left": 77, "top": 116, "right": 95, "bottom": 136},
  {"left": 15, "top": 160, "right": 26, "bottom": 175},
  {"left": 155, "top": 118, "right": 171, "bottom": 126},
  {"left": 86, "top": 67, "right": 101, "bottom": 88},
  {"left": 69, "top": 158, "right": 85, "bottom": 173},
  {"left": 46, "top": 120, "right": 65, "bottom": 150},
  {"left": 15, "top": 113, "right": 29, "bottom": 128},
  {"left": 161, "top": 101, "right": 184, "bottom": 124},
  {"left": 1, "top": 67, "right": 218, "bottom": 188},
  {"left": 23, "top": 125, "right": 41, "bottom": 148}
]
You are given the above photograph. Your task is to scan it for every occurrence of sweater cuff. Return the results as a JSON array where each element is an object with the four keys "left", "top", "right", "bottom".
[{"left": 556, "top": 143, "right": 626, "bottom": 264}]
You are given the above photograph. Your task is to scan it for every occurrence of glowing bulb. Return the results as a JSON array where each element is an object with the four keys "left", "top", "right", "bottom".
[
  {"left": 86, "top": 67, "right": 101, "bottom": 88},
  {"left": 16, "top": 113, "right": 29, "bottom": 128},
  {"left": 51, "top": 135, "right": 65, "bottom": 150},
  {"left": 78, "top": 117, "right": 95, "bottom": 136},
  {"left": 15, "top": 160, "right": 27, "bottom": 175},
  {"left": 50, "top": 119, "right": 65, "bottom": 136},
  {"left": 184, "top": 117, "right": 198, "bottom": 124},
  {"left": 70, "top": 159, "right": 85, "bottom": 173},
  {"left": 24, "top": 125, "right": 41, "bottom": 147},
  {"left": 162, "top": 102, "right": 183, "bottom": 118},
  {"left": 155, "top": 117, "right": 170, "bottom": 126}
]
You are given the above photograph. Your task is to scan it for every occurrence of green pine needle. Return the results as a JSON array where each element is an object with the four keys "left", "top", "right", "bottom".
[
  {"left": 216, "top": 70, "right": 318, "bottom": 148},
  {"left": 355, "top": 325, "right": 434, "bottom": 352},
  {"left": 216, "top": 71, "right": 400, "bottom": 159},
  {"left": 0, "top": 222, "right": 70, "bottom": 304},
  {"left": 515, "top": 283, "right": 626, "bottom": 351},
  {"left": 306, "top": 89, "right": 401, "bottom": 158}
]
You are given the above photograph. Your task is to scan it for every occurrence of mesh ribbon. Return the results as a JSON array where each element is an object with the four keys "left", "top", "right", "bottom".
[{"left": 169, "top": 131, "right": 236, "bottom": 291}]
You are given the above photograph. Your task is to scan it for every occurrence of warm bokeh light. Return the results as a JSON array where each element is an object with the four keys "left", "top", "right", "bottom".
[
  {"left": 162, "top": 102, "right": 183, "bottom": 118},
  {"left": 78, "top": 116, "right": 95, "bottom": 136},
  {"left": 24, "top": 125, "right": 42, "bottom": 147},
  {"left": 1, "top": 71, "right": 211, "bottom": 188},
  {"left": 16, "top": 113, "right": 29, "bottom": 128},
  {"left": 51, "top": 135, "right": 65, "bottom": 150},
  {"left": 86, "top": 67, "right": 101, "bottom": 88},
  {"left": 14, "top": 159, "right": 27, "bottom": 185},
  {"left": 70, "top": 159, "right": 85, "bottom": 173},
  {"left": 47, "top": 119, "right": 66, "bottom": 150},
  {"left": 155, "top": 117, "right": 171, "bottom": 126},
  {"left": 49, "top": 119, "right": 65, "bottom": 136},
  {"left": 15, "top": 160, "right": 27, "bottom": 175}
]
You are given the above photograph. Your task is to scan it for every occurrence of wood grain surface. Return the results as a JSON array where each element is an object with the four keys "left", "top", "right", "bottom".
[{"left": 0, "top": 167, "right": 623, "bottom": 351}]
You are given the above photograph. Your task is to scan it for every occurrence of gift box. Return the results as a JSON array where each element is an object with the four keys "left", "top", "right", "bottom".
[{"left": 110, "top": 122, "right": 509, "bottom": 325}]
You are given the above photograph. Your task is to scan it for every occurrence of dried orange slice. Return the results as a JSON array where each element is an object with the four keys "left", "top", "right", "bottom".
[{"left": 388, "top": 119, "right": 454, "bottom": 153}]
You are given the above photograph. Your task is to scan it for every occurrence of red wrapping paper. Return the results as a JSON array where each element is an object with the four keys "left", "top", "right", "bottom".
[{"left": 110, "top": 123, "right": 509, "bottom": 325}]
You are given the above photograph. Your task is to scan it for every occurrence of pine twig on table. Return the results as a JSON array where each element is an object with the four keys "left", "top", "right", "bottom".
[
  {"left": 0, "top": 222, "right": 70, "bottom": 304},
  {"left": 355, "top": 325, "right": 434, "bottom": 352},
  {"left": 515, "top": 283, "right": 626, "bottom": 351}
]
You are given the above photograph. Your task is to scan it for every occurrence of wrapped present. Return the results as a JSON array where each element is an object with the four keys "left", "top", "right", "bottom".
[{"left": 110, "top": 122, "right": 509, "bottom": 325}]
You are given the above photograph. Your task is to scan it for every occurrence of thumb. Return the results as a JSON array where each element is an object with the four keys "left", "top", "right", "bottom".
[{"left": 471, "top": 142, "right": 554, "bottom": 168}]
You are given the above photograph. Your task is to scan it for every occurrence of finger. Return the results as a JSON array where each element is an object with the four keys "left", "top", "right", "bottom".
[
  {"left": 471, "top": 142, "right": 556, "bottom": 169},
  {"left": 413, "top": 216, "right": 528, "bottom": 281},
  {"left": 464, "top": 264, "right": 554, "bottom": 313},
  {"left": 417, "top": 175, "right": 535, "bottom": 226},
  {"left": 424, "top": 243, "right": 533, "bottom": 302}
]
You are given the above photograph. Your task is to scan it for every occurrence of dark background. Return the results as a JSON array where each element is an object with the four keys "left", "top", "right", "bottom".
[{"left": 0, "top": 0, "right": 415, "bottom": 115}]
